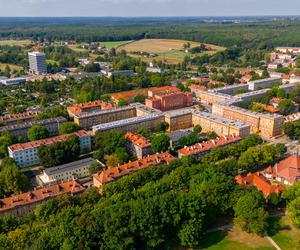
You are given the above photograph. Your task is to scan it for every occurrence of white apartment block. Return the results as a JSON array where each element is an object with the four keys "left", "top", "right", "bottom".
[
  {"left": 36, "top": 158, "right": 98, "bottom": 186},
  {"left": 8, "top": 130, "right": 91, "bottom": 168},
  {"left": 28, "top": 52, "right": 47, "bottom": 75}
]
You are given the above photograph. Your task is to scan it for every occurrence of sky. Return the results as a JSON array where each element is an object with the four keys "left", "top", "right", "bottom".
[{"left": 0, "top": 0, "right": 300, "bottom": 17}]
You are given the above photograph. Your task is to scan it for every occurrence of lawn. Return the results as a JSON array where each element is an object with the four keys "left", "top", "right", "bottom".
[
  {"left": 268, "top": 216, "right": 300, "bottom": 250},
  {"left": 118, "top": 39, "right": 225, "bottom": 64},
  {"left": 197, "top": 227, "right": 274, "bottom": 250},
  {"left": 0, "top": 39, "right": 32, "bottom": 46}
]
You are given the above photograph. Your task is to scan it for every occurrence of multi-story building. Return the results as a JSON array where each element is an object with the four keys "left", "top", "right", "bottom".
[
  {"left": 93, "top": 152, "right": 176, "bottom": 187},
  {"left": 212, "top": 103, "right": 284, "bottom": 137},
  {"left": 0, "top": 180, "right": 85, "bottom": 217},
  {"left": 8, "top": 130, "right": 91, "bottom": 168},
  {"left": 92, "top": 113, "right": 165, "bottom": 135},
  {"left": 145, "top": 91, "right": 193, "bottom": 111},
  {"left": 74, "top": 106, "right": 137, "bottom": 129},
  {"left": 28, "top": 52, "right": 47, "bottom": 75},
  {"left": 192, "top": 111, "right": 251, "bottom": 138},
  {"left": 177, "top": 134, "right": 241, "bottom": 158},
  {"left": 125, "top": 132, "right": 152, "bottom": 159},
  {"left": 164, "top": 109, "right": 193, "bottom": 131},
  {"left": 0, "top": 116, "right": 67, "bottom": 139},
  {"left": 248, "top": 77, "right": 282, "bottom": 91},
  {"left": 190, "top": 88, "right": 233, "bottom": 104},
  {"left": 0, "top": 111, "right": 41, "bottom": 126},
  {"left": 0, "top": 77, "right": 26, "bottom": 86},
  {"left": 67, "top": 101, "right": 114, "bottom": 117},
  {"left": 36, "top": 158, "right": 98, "bottom": 186}
]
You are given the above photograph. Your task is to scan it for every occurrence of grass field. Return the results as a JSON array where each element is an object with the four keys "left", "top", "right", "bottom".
[
  {"left": 0, "top": 63, "right": 23, "bottom": 71},
  {"left": 197, "top": 227, "right": 274, "bottom": 250},
  {"left": 118, "top": 39, "right": 225, "bottom": 64},
  {"left": 0, "top": 39, "right": 32, "bottom": 46},
  {"left": 101, "top": 41, "right": 130, "bottom": 49},
  {"left": 268, "top": 216, "right": 300, "bottom": 250}
]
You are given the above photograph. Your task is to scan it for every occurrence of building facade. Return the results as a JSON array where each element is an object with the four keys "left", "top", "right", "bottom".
[
  {"left": 28, "top": 52, "right": 47, "bottom": 75},
  {"left": 8, "top": 130, "right": 91, "bottom": 168},
  {"left": 37, "top": 158, "right": 98, "bottom": 186},
  {"left": 125, "top": 132, "right": 152, "bottom": 159}
]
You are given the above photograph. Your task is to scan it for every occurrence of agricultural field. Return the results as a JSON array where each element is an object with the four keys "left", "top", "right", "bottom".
[
  {"left": 101, "top": 40, "right": 130, "bottom": 49},
  {"left": 0, "top": 63, "right": 23, "bottom": 71},
  {"left": 0, "top": 39, "right": 32, "bottom": 46},
  {"left": 118, "top": 39, "right": 225, "bottom": 64}
]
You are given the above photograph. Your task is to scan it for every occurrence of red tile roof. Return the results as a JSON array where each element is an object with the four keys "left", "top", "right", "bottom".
[
  {"left": 178, "top": 134, "right": 241, "bottom": 157},
  {"left": 189, "top": 84, "right": 208, "bottom": 91},
  {"left": 94, "top": 152, "right": 176, "bottom": 185},
  {"left": 0, "top": 111, "right": 41, "bottom": 123},
  {"left": 235, "top": 173, "right": 284, "bottom": 197},
  {"left": 125, "top": 132, "right": 151, "bottom": 148},
  {"left": 275, "top": 155, "right": 300, "bottom": 184},
  {"left": 67, "top": 101, "right": 114, "bottom": 115},
  {"left": 0, "top": 180, "right": 85, "bottom": 213},
  {"left": 8, "top": 130, "right": 90, "bottom": 153}
]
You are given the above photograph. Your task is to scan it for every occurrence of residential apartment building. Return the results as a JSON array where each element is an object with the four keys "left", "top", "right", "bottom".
[
  {"left": 67, "top": 101, "right": 114, "bottom": 117},
  {"left": 74, "top": 106, "right": 136, "bottom": 129},
  {"left": 8, "top": 130, "right": 91, "bottom": 168},
  {"left": 0, "top": 116, "right": 67, "bottom": 139},
  {"left": 37, "top": 158, "right": 98, "bottom": 186},
  {"left": 164, "top": 109, "right": 193, "bottom": 131},
  {"left": 28, "top": 52, "right": 47, "bottom": 75},
  {"left": 0, "top": 111, "right": 41, "bottom": 126},
  {"left": 0, "top": 180, "right": 85, "bottom": 217},
  {"left": 177, "top": 134, "right": 241, "bottom": 158},
  {"left": 93, "top": 152, "right": 176, "bottom": 187},
  {"left": 145, "top": 91, "right": 193, "bottom": 111},
  {"left": 125, "top": 132, "right": 152, "bottom": 159}
]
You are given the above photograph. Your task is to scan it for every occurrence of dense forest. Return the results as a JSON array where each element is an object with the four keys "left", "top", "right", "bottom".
[{"left": 1, "top": 17, "right": 300, "bottom": 49}]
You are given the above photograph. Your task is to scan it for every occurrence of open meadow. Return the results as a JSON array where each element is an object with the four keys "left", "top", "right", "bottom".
[
  {"left": 118, "top": 39, "right": 225, "bottom": 64},
  {"left": 0, "top": 39, "right": 32, "bottom": 46}
]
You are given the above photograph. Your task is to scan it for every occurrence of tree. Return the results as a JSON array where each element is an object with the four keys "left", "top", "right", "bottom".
[
  {"left": 27, "top": 125, "right": 49, "bottom": 141},
  {"left": 290, "top": 84, "right": 300, "bottom": 103},
  {"left": 59, "top": 122, "right": 80, "bottom": 135},
  {"left": 118, "top": 98, "right": 128, "bottom": 107},
  {"left": 278, "top": 99, "right": 295, "bottom": 115},
  {"left": 151, "top": 133, "right": 170, "bottom": 153},
  {"left": 104, "top": 154, "right": 119, "bottom": 167},
  {"left": 193, "top": 125, "right": 202, "bottom": 134},
  {"left": 95, "top": 131, "right": 125, "bottom": 155},
  {"left": 234, "top": 190, "right": 269, "bottom": 235},
  {"left": 283, "top": 121, "right": 300, "bottom": 140},
  {"left": 0, "top": 132, "right": 13, "bottom": 159},
  {"left": 287, "top": 197, "right": 300, "bottom": 228},
  {"left": 133, "top": 94, "right": 147, "bottom": 104},
  {"left": 0, "top": 159, "right": 30, "bottom": 196}
]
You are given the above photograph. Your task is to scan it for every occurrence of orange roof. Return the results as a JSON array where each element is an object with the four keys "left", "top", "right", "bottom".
[
  {"left": 261, "top": 104, "right": 279, "bottom": 113},
  {"left": 67, "top": 101, "right": 114, "bottom": 115},
  {"left": 111, "top": 90, "right": 148, "bottom": 101},
  {"left": 0, "top": 180, "right": 85, "bottom": 213},
  {"left": 189, "top": 84, "right": 208, "bottom": 91},
  {"left": 125, "top": 132, "right": 151, "bottom": 148},
  {"left": 9, "top": 130, "right": 90, "bottom": 153},
  {"left": 276, "top": 155, "right": 300, "bottom": 184},
  {"left": 235, "top": 173, "right": 284, "bottom": 197},
  {"left": 148, "top": 86, "right": 179, "bottom": 94},
  {"left": 0, "top": 111, "right": 41, "bottom": 123},
  {"left": 178, "top": 134, "right": 241, "bottom": 156},
  {"left": 94, "top": 152, "right": 176, "bottom": 185}
]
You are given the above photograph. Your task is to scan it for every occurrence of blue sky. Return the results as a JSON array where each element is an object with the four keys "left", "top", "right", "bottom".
[{"left": 0, "top": 0, "right": 300, "bottom": 16}]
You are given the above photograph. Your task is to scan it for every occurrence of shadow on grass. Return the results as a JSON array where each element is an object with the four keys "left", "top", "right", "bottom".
[
  {"left": 267, "top": 215, "right": 291, "bottom": 237},
  {"left": 198, "top": 230, "right": 227, "bottom": 249}
]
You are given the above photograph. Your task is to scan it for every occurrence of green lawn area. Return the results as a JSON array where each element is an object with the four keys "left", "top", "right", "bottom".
[
  {"left": 268, "top": 216, "right": 300, "bottom": 250},
  {"left": 198, "top": 228, "right": 274, "bottom": 250},
  {"left": 0, "top": 63, "right": 23, "bottom": 71},
  {"left": 101, "top": 41, "right": 130, "bottom": 49}
]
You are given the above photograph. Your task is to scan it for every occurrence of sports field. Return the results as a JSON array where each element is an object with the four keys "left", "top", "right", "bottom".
[{"left": 118, "top": 39, "right": 225, "bottom": 64}]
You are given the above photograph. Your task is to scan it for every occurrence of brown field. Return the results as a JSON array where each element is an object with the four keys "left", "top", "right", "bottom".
[
  {"left": 0, "top": 63, "right": 23, "bottom": 71},
  {"left": 118, "top": 39, "right": 225, "bottom": 64},
  {"left": 0, "top": 39, "right": 32, "bottom": 46}
]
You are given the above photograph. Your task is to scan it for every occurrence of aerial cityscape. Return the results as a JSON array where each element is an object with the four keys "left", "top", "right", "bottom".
[{"left": 1, "top": 1, "right": 300, "bottom": 249}]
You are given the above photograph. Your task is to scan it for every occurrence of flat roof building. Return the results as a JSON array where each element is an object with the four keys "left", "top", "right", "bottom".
[{"left": 28, "top": 51, "right": 47, "bottom": 75}]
